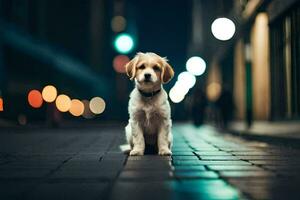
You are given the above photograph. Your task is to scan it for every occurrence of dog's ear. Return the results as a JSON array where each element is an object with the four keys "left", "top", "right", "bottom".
[
  {"left": 161, "top": 62, "right": 174, "bottom": 84},
  {"left": 125, "top": 57, "right": 138, "bottom": 80}
]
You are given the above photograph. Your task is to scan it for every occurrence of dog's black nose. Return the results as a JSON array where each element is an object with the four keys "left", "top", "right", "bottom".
[{"left": 144, "top": 73, "right": 151, "bottom": 80}]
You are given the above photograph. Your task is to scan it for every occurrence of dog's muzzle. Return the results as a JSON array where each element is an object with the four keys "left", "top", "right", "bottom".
[{"left": 144, "top": 73, "right": 152, "bottom": 82}]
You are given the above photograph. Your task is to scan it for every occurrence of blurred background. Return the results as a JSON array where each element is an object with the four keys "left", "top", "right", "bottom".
[{"left": 0, "top": 0, "right": 299, "bottom": 128}]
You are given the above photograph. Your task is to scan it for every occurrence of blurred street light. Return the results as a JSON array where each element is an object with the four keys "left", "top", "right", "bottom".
[
  {"left": 0, "top": 97, "right": 3, "bottom": 111},
  {"left": 55, "top": 94, "right": 71, "bottom": 112},
  {"left": 178, "top": 71, "right": 196, "bottom": 89},
  {"left": 207, "top": 82, "right": 221, "bottom": 101},
  {"left": 211, "top": 18, "right": 236, "bottom": 41},
  {"left": 89, "top": 97, "right": 106, "bottom": 114},
  {"left": 111, "top": 16, "right": 127, "bottom": 33},
  {"left": 69, "top": 99, "right": 84, "bottom": 117},
  {"left": 114, "top": 33, "right": 134, "bottom": 54},
  {"left": 42, "top": 85, "right": 57, "bottom": 103},
  {"left": 28, "top": 90, "right": 43, "bottom": 108},
  {"left": 186, "top": 56, "right": 206, "bottom": 76},
  {"left": 169, "top": 87, "right": 185, "bottom": 103},
  {"left": 113, "top": 55, "right": 130, "bottom": 73}
]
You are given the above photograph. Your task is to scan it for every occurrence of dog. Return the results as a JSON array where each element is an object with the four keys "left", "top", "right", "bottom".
[{"left": 125, "top": 52, "right": 174, "bottom": 156}]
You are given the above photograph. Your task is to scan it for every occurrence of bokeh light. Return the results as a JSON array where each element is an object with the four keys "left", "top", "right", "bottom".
[
  {"left": 211, "top": 17, "right": 236, "bottom": 41},
  {"left": 114, "top": 33, "right": 134, "bottom": 54},
  {"left": 169, "top": 87, "right": 185, "bottom": 103},
  {"left": 207, "top": 82, "right": 222, "bottom": 101},
  {"left": 111, "top": 16, "right": 127, "bottom": 32},
  {"left": 55, "top": 94, "right": 71, "bottom": 112},
  {"left": 186, "top": 56, "right": 206, "bottom": 76},
  {"left": 69, "top": 99, "right": 84, "bottom": 117},
  {"left": 42, "top": 85, "right": 57, "bottom": 103},
  {"left": 173, "top": 81, "right": 190, "bottom": 96},
  {"left": 89, "top": 97, "right": 106, "bottom": 114},
  {"left": 178, "top": 71, "right": 196, "bottom": 89},
  {"left": 113, "top": 55, "right": 130, "bottom": 73},
  {"left": 0, "top": 97, "right": 3, "bottom": 111},
  {"left": 82, "top": 100, "right": 95, "bottom": 119},
  {"left": 28, "top": 90, "right": 43, "bottom": 108}
]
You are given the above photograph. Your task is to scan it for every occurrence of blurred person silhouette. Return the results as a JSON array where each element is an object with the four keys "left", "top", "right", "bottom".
[
  {"left": 191, "top": 85, "right": 208, "bottom": 127},
  {"left": 216, "top": 85, "right": 234, "bottom": 129}
]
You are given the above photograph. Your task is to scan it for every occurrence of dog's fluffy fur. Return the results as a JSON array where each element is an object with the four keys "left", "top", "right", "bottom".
[{"left": 125, "top": 52, "right": 174, "bottom": 156}]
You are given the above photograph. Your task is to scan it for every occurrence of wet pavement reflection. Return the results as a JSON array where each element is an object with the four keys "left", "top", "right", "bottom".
[{"left": 1, "top": 124, "right": 300, "bottom": 199}]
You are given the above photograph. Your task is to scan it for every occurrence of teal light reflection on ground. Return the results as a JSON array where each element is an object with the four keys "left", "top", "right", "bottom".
[{"left": 169, "top": 180, "right": 240, "bottom": 200}]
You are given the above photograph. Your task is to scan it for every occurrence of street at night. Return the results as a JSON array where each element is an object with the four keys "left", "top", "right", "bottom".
[{"left": 1, "top": 124, "right": 300, "bottom": 200}]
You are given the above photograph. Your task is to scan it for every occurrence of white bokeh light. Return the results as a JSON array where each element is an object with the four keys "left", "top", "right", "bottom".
[
  {"left": 186, "top": 56, "right": 206, "bottom": 76},
  {"left": 169, "top": 87, "right": 185, "bottom": 103},
  {"left": 178, "top": 71, "right": 196, "bottom": 89},
  {"left": 173, "top": 81, "right": 190, "bottom": 96},
  {"left": 211, "top": 17, "right": 236, "bottom": 41}
]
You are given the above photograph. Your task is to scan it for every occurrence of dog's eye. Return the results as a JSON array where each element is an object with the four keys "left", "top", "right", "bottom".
[
  {"left": 139, "top": 65, "right": 145, "bottom": 69},
  {"left": 153, "top": 66, "right": 160, "bottom": 71}
]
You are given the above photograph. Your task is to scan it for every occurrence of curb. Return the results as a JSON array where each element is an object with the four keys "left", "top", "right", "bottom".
[{"left": 226, "top": 129, "right": 300, "bottom": 148}]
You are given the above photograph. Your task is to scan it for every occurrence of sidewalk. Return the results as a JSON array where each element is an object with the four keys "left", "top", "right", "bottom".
[
  {"left": 228, "top": 120, "right": 300, "bottom": 146},
  {"left": 1, "top": 123, "right": 300, "bottom": 200}
]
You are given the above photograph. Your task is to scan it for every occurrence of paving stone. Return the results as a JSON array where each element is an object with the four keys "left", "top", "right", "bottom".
[
  {"left": 170, "top": 180, "right": 243, "bottom": 200},
  {"left": 249, "top": 160, "right": 300, "bottom": 165},
  {"left": 207, "top": 165, "right": 263, "bottom": 171},
  {"left": 171, "top": 151, "right": 195, "bottom": 156},
  {"left": 173, "top": 171, "right": 219, "bottom": 179},
  {"left": 232, "top": 152, "right": 274, "bottom": 156},
  {"left": 236, "top": 155, "right": 293, "bottom": 160},
  {"left": 173, "top": 160, "right": 251, "bottom": 166},
  {"left": 264, "top": 165, "right": 300, "bottom": 170},
  {"left": 0, "top": 181, "right": 37, "bottom": 199},
  {"left": 119, "top": 170, "right": 172, "bottom": 181},
  {"left": 172, "top": 155, "right": 199, "bottom": 160},
  {"left": 199, "top": 155, "right": 239, "bottom": 160},
  {"left": 25, "top": 182, "right": 109, "bottom": 200},
  {"left": 0, "top": 169, "right": 51, "bottom": 178},
  {"left": 220, "top": 171, "right": 276, "bottom": 178},
  {"left": 172, "top": 165, "right": 206, "bottom": 171},
  {"left": 198, "top": 160, "right": 252, "bottom": 165},
  {"left": 192, "top": 148, "right": 221, "bottom": 152},
  {"left": 110, "top": 181, "right": 173, "bottom": 200},
  {"left": 194, "top": 151, "right": 233, "bottom": 156},
  {"left": 124, "top": 161, "right": 172, "bottom": 170},
  {"left": 172, "top": 160, "right": 202, "bottom": 166}
]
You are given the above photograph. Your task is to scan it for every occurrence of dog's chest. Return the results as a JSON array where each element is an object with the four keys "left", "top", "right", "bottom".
[{"left": 135, "top": 106, "right": 164, "bottom": 134}]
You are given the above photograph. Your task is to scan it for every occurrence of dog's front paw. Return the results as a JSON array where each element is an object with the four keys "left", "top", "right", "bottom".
[
  {"left": 129, "top": 149, "right": 144, "bottom": 156},
  {"left": 159, "top": 148, "right": 172, "bottom": 156}
]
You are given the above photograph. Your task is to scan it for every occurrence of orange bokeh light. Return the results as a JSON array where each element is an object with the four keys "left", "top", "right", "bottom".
[
  {"left": 55, "top": 94, "right": 71, "bottom": 112},
  {"left": 28, "top": 90, "right": 43, "bottom": 108},
  {"left": 0, "top": 98, "right": 3, "bottom": 111},
  {"left": 42, "top": 85, "right": 57, "bottom": 103},
  {"left": 113, "top": 55, "right": 130, "bottom": 73},
  {"left": 69, "top": 99, "right": 84, "bottom": 117}
]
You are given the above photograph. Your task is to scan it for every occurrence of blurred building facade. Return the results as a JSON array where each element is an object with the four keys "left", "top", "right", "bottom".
[
  {"left": 0, "top": 0, "right": 191, "bottom": 123},
  {"left": 206, "top": 0, "right": 300, "bottom": 124}
]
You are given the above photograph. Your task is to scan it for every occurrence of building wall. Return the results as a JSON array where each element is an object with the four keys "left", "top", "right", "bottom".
[
  {"left": 233, "top": 39, "right": 245, "bottom": 120},
  {"left": 250, "top": 13, "right": 271, "bottom": 120}
]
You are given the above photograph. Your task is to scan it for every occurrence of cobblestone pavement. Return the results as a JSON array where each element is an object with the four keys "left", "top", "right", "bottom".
[{"left": 0, "top": 124, "right": 300, "bottom": 200}]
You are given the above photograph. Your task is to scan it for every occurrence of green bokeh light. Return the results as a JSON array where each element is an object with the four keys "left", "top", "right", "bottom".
[{"left": 114, "top": 33, "right": 134, "bottom": 54}]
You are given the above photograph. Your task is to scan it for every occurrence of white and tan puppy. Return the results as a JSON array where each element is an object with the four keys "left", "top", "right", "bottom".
[{"left": 125, "top": 52, "right": 174, "bottom": 156}]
